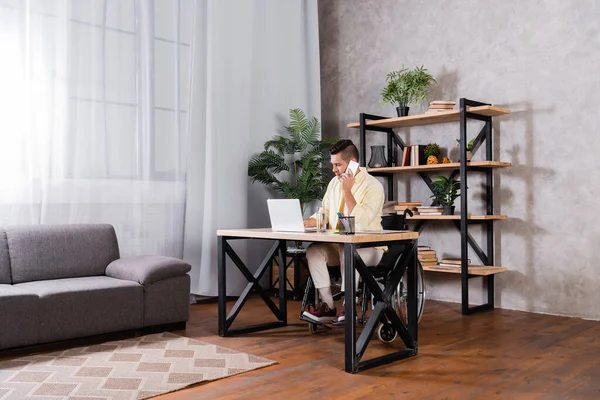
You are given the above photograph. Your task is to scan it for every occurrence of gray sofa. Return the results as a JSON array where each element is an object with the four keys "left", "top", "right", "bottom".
[{"left": 0, "top": 224, "right": 191, "bottom": 351}]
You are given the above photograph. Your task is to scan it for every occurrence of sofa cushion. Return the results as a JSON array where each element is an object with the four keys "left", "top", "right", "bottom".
[
  {"left": 7, "top": 224, "right": 120, "bottom": 284},
  {"left": 0, "top": 230, "right": 11, "bottom": 284},
  {"left": 0, "top": 284, "right": 39, "bottom": 349},
  {"left": 106, "top": 255, "right": 191, "bottom": 285},
  {"left": 14, "top": 276, "right": 143, "bottom": 343}
]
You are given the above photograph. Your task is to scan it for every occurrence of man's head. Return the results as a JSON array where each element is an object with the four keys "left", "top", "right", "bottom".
[{"left": 329, "top": 139, "right": 359, "bottom": 177}]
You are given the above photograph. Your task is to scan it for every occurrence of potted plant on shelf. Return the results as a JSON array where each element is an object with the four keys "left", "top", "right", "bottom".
[
  {"left": 248, "top": 108, "right": 337, "bottom": 217},
  {"left": 424, "top": 143, "right": 441, "bottom": 164},
  {"left": 430, "top": 175, "right": 460, "bottom": 215},
  {"left": 381, "top": 65, "right": 436, "bottom": 117},
  {"left": 455, "top": 138, "right": 475, "bottom": 161}
]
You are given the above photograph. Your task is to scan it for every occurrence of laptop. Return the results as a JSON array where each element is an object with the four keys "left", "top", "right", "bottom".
[{"left": 267, "top": 199, "right": 317, "bottom": 232}]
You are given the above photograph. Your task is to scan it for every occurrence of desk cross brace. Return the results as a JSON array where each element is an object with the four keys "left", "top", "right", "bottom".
[
  {"left": 218, "top": 237, "right": 287, "bottom": 336},
  {"left": 345, "top": 240, "right": 418, "bottom": 373}
]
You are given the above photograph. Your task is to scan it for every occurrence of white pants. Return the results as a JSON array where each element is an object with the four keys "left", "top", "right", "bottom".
[{"left": 305, "top": 243, "right": 384, "bottom": 290}]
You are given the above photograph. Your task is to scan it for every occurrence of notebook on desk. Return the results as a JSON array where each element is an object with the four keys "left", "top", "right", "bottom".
[{"left": 267, "top": 199, "right": 317, "bottom": 233}]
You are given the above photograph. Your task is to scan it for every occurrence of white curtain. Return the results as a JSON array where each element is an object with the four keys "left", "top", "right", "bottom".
[
  {"left": 0, "top": 0, "right": 195, "bottom": 257},
  {"left": 184, "top": 0, "right": 321, "bottom": 296},
  {"left": 0, "top": 0, "right": 321, "bottom": 297}
]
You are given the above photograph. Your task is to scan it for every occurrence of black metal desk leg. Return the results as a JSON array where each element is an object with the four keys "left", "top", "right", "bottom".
[
  {"left": 218, "top": 236, "right": 227, "bottom": 337},
  {"left": 407, "top": 240, "right": 418, "bottom": 341},
  {"left": 344, "top": 243, "right": 357, "bottom": 373},
  {"left": 278, "top": 240, "right": 287, "bottom": 325}
]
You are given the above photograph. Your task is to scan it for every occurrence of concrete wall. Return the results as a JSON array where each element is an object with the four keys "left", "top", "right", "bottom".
[{"left": 318, "top": 0, "right": 600, "bottom": 318}]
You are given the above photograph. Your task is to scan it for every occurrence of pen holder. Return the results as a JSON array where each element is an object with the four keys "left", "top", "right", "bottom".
[{"left": 338, "top": 216, "right": 355, "bottom": 235}]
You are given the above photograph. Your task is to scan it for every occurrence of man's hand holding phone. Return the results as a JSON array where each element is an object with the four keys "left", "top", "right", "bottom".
[
  {"left": 346, "top": 160, "right": 359, "bottom": 177},
  {"left": 339, "top": 160, "right": 359, "bottom": 192}
]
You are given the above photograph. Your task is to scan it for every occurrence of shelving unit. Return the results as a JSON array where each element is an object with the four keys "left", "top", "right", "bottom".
[{"left": 348, "top": 98, "right": 510, "bottom": 315}]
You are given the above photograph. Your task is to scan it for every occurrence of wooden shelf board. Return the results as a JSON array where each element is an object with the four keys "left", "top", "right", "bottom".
[
  {"left": 406, "top": 215, "right": 507, "bottom": 220},
  {"left": 347, "top": 106, "right": 511, "bottom": 129},
  {"left": 368, "top": 161, "right": 511, "bottom": 173},
  {"left": 422, "top": 264, "right": 508, "bottom": 275}
]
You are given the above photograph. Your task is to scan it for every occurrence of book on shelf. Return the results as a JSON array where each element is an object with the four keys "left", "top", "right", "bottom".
[
  {"left": 428, "top": 104, "right": 455, "bottom": 109},
  {"left": 395, "top": 202, "right": 421, "bottom": 212},
  {"left": 425, "top": 100, "right": 456, "bottom": 114},
  {"left": 410, "top": 145, "right": 427, "bottom": 166},
  {"left": 430, "top": 100, "right": 456, "bottom": 105},
  {"left": 420, "top": 261, "right": 439, "bottom": 267},
  {"left": 418, "top": 250, "right": 436, "bottom": 256},
  {"left": 418, "top": 245, "right": 431, "bottom": 250},
  {"left": 397, "top": 201, "right": 422, "bottom": 206},
  {"left": 441, "top": 258, "right": 471, "bottom": 265},
  {"left": 425, "top": 109, "right": 453, "bottom": 114},
  {"left": 418, "top": 212, "right": 442, "bottom": 215},
  {"left": 401, "top": 146, "right": 411, "bottom": 166}
]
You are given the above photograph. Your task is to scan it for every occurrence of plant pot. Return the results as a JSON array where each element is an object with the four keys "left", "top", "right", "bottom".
[
  {"left": 443, "top": 206, "right": 455, "bottom": 215},
  {"left": 396, "top": 106, "right": 409, "bottom": 117},
  {"left": 466, "top": 151, "right": 472, "bottom": 161}
]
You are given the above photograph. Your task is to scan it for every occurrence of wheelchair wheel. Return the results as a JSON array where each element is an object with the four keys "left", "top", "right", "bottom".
[
  {"left": 394, "top": 261, "right": 426, "bottom": 324},
  {"left": 376, "top": 322, "right": 397, "bottom": 343}
]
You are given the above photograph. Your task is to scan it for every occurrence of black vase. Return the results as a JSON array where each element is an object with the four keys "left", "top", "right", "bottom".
[
  {"left": 396, "top": 106, "right": 409, "bottom": 117},
  {"left": 443, "top": 206, "right": 455, "bottom": 215},
  {"left": 368, "top": 145, "right": 387, "bottom": 168}
]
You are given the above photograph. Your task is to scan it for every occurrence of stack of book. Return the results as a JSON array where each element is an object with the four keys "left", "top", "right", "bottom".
[
  {"left": 425, "top": 100, "right": 456, "bottom": 114},
  {"left": 395, "top": 201, "right": 421, "bottom": 215},
  {"left": 400, "top": 144, "right": 428, "bottom": 166},
  {"left": 418, "top": 246, "right": 438, "bottom": 267},
  {"left": 439, "top": 258, "right": 471, "bottom": 268},
  {"left": 416, "top": 206, "right": 443, "bottom": 216}
]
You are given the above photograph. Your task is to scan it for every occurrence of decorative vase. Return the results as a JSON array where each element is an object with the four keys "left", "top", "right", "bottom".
[
  {"left": 396, "top": 106, "right": 409, "bottom": 117},
  {"left": 368, "top": 145, "right": 387, "bottom": 168},
  {"left": 443, "top": 206, "right": 455, "bottom": 215}
]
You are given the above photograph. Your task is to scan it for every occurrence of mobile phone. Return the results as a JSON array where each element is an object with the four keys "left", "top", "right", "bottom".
[{"left": 346, "top": 160, "right": 359, "bottom": 176}]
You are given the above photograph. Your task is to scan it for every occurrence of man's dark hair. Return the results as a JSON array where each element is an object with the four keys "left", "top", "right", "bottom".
[{"left": 329, "top": 139, "right": 359, "bottom": 162}]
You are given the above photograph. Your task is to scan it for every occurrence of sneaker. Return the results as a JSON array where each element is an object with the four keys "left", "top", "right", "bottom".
[
  {"left": 337, "top": 309, "right": 345, "bottom": 322},
  {"left": 303, "top": 303, "right": 337, "bottom": 323}
]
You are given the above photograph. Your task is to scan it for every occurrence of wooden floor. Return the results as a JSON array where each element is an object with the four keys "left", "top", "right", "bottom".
[{"left": 164, "top": 297, "right": 600, "bottom": 399}]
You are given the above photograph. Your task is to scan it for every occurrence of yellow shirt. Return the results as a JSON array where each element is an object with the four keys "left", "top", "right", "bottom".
[{"left": 313, "top": 169, "right": 385, "bottom": 232}]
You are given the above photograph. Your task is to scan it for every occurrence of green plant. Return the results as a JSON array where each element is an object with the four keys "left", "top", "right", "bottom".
[
  {"left": 456, "top": 138, "right": 475, "bottom": 151},
  {"left": 381, "top": 65, "right": 436, "bottom": 107},
  {"left": 248, "top": 109, "right": 337, "bottom": 215},
  {"left": 424, "top": 143, "right": 441, "bottom": 158},
  {"left": 430, "top": 175, "right": 460, "bottom": 207}
]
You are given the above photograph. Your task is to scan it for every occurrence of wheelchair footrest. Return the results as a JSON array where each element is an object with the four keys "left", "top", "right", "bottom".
[{"left": 299, "top": 315, "right": 332, "bottom": 330}]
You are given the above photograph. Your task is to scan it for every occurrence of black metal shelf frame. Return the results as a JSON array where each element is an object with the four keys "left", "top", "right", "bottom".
[{"left": 358, "top": 98, "right": 498, "bottom": 315}]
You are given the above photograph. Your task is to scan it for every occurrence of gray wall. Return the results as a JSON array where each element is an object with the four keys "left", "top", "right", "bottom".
[{"left": 318, "top": 0, "right": 600, "bottom": 319}]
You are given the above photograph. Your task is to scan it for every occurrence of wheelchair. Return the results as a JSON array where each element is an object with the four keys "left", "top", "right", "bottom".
[{"left": 299, "top": 212, "right": 426, "bottom": 344}]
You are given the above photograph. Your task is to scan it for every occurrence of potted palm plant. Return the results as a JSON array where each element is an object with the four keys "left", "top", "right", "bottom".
[
  {"left": 381, "top": 65, "right": 436, "bottom": 117},
  {"left": 248, "top": 108, "right": 336, "bottom": 216},
  {"left": 430, "top": 175, "right": 460, "bottom": 215}
]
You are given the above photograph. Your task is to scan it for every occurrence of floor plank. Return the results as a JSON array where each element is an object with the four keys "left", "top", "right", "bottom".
[{"left": 152, "top": 296, "right": 600, "bottom": 399}]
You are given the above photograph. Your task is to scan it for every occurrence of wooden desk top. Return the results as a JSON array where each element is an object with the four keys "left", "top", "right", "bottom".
[{"left": 217, "top": 228, "right": 418, "bottom": 243}]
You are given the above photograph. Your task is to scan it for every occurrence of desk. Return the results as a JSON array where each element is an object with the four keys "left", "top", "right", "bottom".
[{"left": 217, "top": 228, "right": 419, "bottom": 373}]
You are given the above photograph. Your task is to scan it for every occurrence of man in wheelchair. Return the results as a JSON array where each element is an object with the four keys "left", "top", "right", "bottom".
[{"left": 302, "top": 139, "right": 386, "bottom": 324}]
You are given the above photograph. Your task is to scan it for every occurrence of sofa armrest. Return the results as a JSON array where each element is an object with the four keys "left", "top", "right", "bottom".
[{"left": 105, "top": 255, "right": 191, "bottom": 285}]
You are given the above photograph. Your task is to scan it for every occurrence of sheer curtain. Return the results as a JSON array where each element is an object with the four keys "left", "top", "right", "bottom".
[
  {"left": 0, "top": 0, "right": 321, "bottom": 297},
  {"left": 0, "top": 0, "right": 195, "bottom": 257},
  {"left": 184, "top": 0, "right": 321, "bottom": 296}
]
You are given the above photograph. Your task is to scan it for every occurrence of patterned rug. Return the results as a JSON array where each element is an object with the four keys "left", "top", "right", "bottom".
[{"left": 0, "top": 332, "right": 276, "bottom": 399}]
